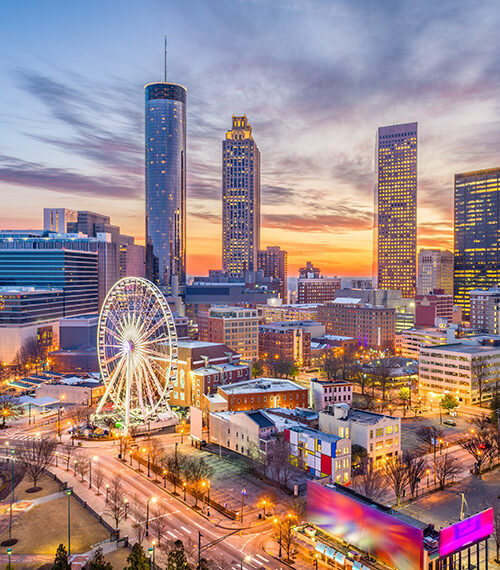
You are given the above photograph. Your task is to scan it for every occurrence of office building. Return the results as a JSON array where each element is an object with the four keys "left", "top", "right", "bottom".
[
  {"left": 119, "top": 235, "right": 145, "bottom": 279},
  {"left": 454, "top": 168, "right": 500, "bottom": 318},
  {"left": 299, "top": 261, "right": 320, "bottom": 279},
  {"left": 414, "top": 292, "right": 454, "bottom": 327},
  {"left": 419, "top": 340, "right": 500, "bottom": 405},
  {"left": 0, "top": 287, "right": 64, "bottom": 363},
  {"left": 319, "top": 403, "right": 401, "bottom": 466},
  {"left": 222, "top": 115, "right": 261, "bottom": 278},
  {"left": 257, "top": 246, "right": 287, "bottom": 300},
  {"left": 297, "top": 276, "right": 341, "bottom": 304},
  {"left": 417, "top": 249, "right": 454, "bottom": 295},
  {"left": 469, "top": 288, "right": 500, "bottom": 334},
  {"left": 145, "top": 81, "right": 187, "bottom": 290},
  {"left": 310, "top": 379, "right": 353, "bottom": 410},
  {"left": 49, "top": 314, "right": 99, "bottom": 373},
  {"left": 257, "top": 302, "right": 322, "bottom": 324},
  {"left": 396, "top": 326, "right": 457, "bottom": 359},
  {"left": 197, "top": 306, "right": 259, "bottom": 360},
  {"left": 258, "top": 320, "right": 325, "bottom": 366},
  {"left": 375, "top": 122, "right": 418, "bottom": 298},
  {"left": 43, "top": 208, "right": 77, "bottom": 233},
  {"left": 318, "top": 299, "right": 395, "bottom": 350}
]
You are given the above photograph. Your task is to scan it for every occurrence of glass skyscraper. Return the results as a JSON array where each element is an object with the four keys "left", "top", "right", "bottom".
[
  {"left": 222, "top": 116, "right": 260, "bottom": 279},
  {"left": 454, "top": 167, "right": 500, "bottom": 318},
  {"left": 374, "top": 122, "right": 418, "bottom": 298},
  {"left": 145, "top": 82, "right": 186, "bottom": 291}
]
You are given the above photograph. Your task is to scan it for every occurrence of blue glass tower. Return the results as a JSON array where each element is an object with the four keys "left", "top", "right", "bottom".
[{"left": 145, "top": 82, "right": 186, "bottom": 291}]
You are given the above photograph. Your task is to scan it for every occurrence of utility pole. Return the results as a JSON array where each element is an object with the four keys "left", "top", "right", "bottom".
[{"left": 198, "top": 531, "right": 202, "bottom": 567}]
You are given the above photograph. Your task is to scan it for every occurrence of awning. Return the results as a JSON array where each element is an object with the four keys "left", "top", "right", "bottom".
[
  {"left": 325, "top": 547, "right": 336, "bottom": 559},
  {"left": 335, "top": 552, "right": 346, "bottom": 564},
  {"left": 315, "top": 542, "right": 326, "bottom": 554},
  {"left": 352, "top": 562, "right": 362, "bottom": 570}
]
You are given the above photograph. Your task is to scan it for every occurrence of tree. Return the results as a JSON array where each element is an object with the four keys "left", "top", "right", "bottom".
[
  {"left": 251, "top": 360, "right": 265, "bottom": 378},
  {"left": 67, "top": 406, "right": 89, "bottom": 436},
  {"left": 83, "top": 547, "right": 113, "bottom": 570},
  {"left": 403, "top": 452, "right": 427, "bottom": 499},
  {"left": 16, "top": 437, "right": 57, "bottom": 491},
  {"left": 471, "top": 358, "right": 489, "bottom": 407},
  {"left": 440, "top": 394, "right": 459, "bottom": 412},
  {"left": 61, "top": 443, "right": 74, "bottom": 471},
  {"left": 51, "top": 544, "right": 71, "bottom": 570},
  {"left": 399, "top": 387, "right": 410, "bottom": 417},
  {"left": 275, "top": 357, "right": 298, "bottom": 379},
  {"left": 490, "top": 394, "right": 500, "bottom": 424},
  {"left": 372, "top": 361, "right": 393, "bottom": 401},
  {"left": 147, "top": 439, "right": 164, "bottom": 472},
  {"left": 415, "top": 426, "right": 444, "bottom": 453},
  {"left": 352, "top": 461, "right": 387, "bottom": 502},
  {"left": 434, "top": 454, "right": 459, "bottom": 489},
  {"left": 265, "top": 434, "right": 292, "bottom": 485},
  {"left": 93, "top": 465, "right": 104, "bottom": 495},
  {"left": 459, "top": 431, "right": 497, "bottom": 476},
  {"left": 348, "top": 363, "right": 368, "bottom": 395},
  {"left": 106, "top": 475, "right": 126, "bottom": 529},
  {"left": 124, "top": 543, "right": 149, "bottom": 570},
  {"left": 164, "top": 445, "right": 185, "bottom": 494},
  {"left": 75, "top": 454, "right": 89, "bottom": 482},
  {"left": 274, "top": 514, "right": 297, "bottom": 562},
  {"left": 13, "top": 338, "right": 47, "bottom": 374},
  {"left": 384, "top": 457, "right": 409, "bottom": 506},
  {"left": 321, "top": 352, "right": 343, "bottom": 381},
  {"left": 351, "top": 444, "right": 368, "bottom": 471},
  {"left": 167, "top": 539, "right": 190, "bottom": 569},
  {"left": 130, "top": 495, "right": 146, "bottom": 545},
  {"left": 0, "top": 396, "right": 22, "bottom": 428},
  {"left": 182, "top": 456, "right": 214, "bottom": 507},
  {"left": 151, "top": 505, "right": 168, "bottom": 546},
  {"left": 493, "top": 498, "right": 500, "bottom": 563}
]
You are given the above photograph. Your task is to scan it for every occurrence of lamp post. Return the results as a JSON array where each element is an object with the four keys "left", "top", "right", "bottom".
[
  {"left": 7, "top": 448, "right": 15, "bottom": 544},
  {"left": 7, "top": 548, "right": 12, "bottom": 568},
  {"left": 439, "top": 398, "right": 443, "bottom": 424},
  {"left": 240, "top": 487, "right": 246, "bottom": 523},
  {"left": 66, "top": 488, "right": 72, "bottom": 557},
  {"left": 240, "top": 555, "right": 251, "bottom": 570},
  {"left": 105, "top": 483, "right": 109, "bottom": 503},
  {"left": 183, "top": 481, "right": 187, "bottom": 501},
  {"left": 163, "top": 469, "right": 167, "bottom": 489},
  {"left": 314, "top": 553, "right": 319, "bottom": 570},
  {"left": 124, "top": 498, "right": 129, "bottom": 520},
  {"left": 55, "top": 451, "right": 59, "bottom": 468},
  {"left": 426, "top": 468, "right": 430, "bottom": 488},
  {"left": 146, "top": 496, "right": 157, "bottom": 536},
  {"left": 129, "top": 450, "right": 133, "bottom": 466},
  {"left": 73, "top": 459, "right": 77, "bottom": 477},
  {"left": 273, "top": 517, "right": 282, "bottom": 558},
  {"left": 89, "top": 456, "right": 97, "bottom": 489},
  {"left": 151, "top": 540, "right": 156, "bottom": 565},
  {"left": 180, "top": 428, "right": 184, "bottom": 444},
  {"left": 148, "top": 546, "right": 153, "bottom": 569}
]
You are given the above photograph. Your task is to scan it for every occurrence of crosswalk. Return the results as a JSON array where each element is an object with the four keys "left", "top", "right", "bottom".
[{"left": 230, "top": 553, "right": 269, "bottom": 570}]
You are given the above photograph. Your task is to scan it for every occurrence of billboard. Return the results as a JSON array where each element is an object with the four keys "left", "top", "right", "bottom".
[
  {"left": 307, "top": 481, "right": 423, "bottom": 570},
  {"left": 190, "top": 406, "right": 203, "bottom": 440},
  {"left": 439, "top": 508, "right": 494, "bottom": 557}
]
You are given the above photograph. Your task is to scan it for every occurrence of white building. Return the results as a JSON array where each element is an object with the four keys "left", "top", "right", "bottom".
[
  {"left": 418, "top": 341, "right": 500, "bottom": 406},
  {"left": 417, "top": 249, "right": 454, "bottom": 296},
  {"left": 310, "top": 379, "right": 353, "bottom": 410},
  {"left": 397, "top": 326, "right": 457, "bottom": 359},
  {"left": 319, "top": 403, "right": 401, "bottom": 467}
]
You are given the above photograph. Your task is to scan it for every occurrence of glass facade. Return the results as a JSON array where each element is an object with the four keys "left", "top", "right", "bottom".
[
  {"left": 454, "top": 168, "right": 500, "bottom": 318},
  {"left": 0, "top": 288, "right": 64, "bottom": 325},
  {"left": 0, "top": 249, "right": 98, "bottom": 317},
  {"left": 375, "top": 122, "right": 417, "bottom": 298},
  {"left": 222, "top": 116, "right": 260, "bottom": 279},
  {"left": 145, "top": 82, "right": 186, "bottom": 290}
]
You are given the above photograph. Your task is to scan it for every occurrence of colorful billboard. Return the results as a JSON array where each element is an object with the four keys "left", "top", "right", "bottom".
[
  {"left": 439, "top": 508, "right": 494, "bottom": 557},
  {"left": 307, "top": 481, "right": 423, "bottom": 570}
]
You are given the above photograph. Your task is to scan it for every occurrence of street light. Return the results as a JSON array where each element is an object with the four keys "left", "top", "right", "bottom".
[
  {"left": 146, "top": 496, "right": 157, "bottom": 536},
  {"left": 89, "top": 456, "right": 98, "bottom": 489},
  {"left": 163, "top": 469, "right": 167, "bottom": 489},
  {"left": 180, "top": 428, "right": 184, "bottom": 444},
  {"left": 124, "top": 498, "right": 129, "bottom": 520},
  {"left": 240, "top": 555, "right": 251, "bottom": 570},
  {"left": 7, "top": 548, "right": 12, "bottom": 568},
  {"left": 151, "top": 540, "right": 157, "bottom": 565},
  {"left": 426, "top": 468, "right": 430, "bottom": 487},
  {"left": 240, "top": 487, "right": 246, "bottom": 523},
  {"left": 66, "top": 488, "right": 72, "bottom": 556},
  {"left": 314, "top": 553, "right": 319, "bottom": 570},
  {"left": 273, "top": 517, "right": 282, "bottom": 558},
  {"left": 73, "top": 459, "right": 77, "bottom": 477},
  {"left": 55, "top": 451, "right": 59, "bottom": 468},
  {"left": 105, "top": 483, "right": 110, "bottom": 503}
]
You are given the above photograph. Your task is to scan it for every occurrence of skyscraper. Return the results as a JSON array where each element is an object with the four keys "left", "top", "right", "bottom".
[
  {"left": 454, "top": 168, "right": 500, "bottom": 318},
  {"left": 222, "top": 116, "right": 260, "bottom": 279},
  {"left": 417, "top": 248, "right": 454, "bottom": 295},
  {"left": 374, "top": 122, "right": 418, "bottom": 298},
  {"left": 257, "top": 246, "right": 287, "bottom": 300},
  {"left": 145, "top": 76, "right": 186, "bottom": 291}
]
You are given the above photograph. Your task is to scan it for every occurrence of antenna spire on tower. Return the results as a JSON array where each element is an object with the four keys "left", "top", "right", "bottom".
[{"left": 164, "top": 35, "right": 167, "bottom": 82}]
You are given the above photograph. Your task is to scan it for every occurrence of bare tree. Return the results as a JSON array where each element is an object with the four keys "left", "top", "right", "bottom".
[
  {"left": 434, "top": 454, "right": 459, "bottom": 489},
  {"left": 61, "top": 443, "right": 74, "bottom": 471},
  {"left": 182, "top": 456, "right": 214, "bottom": 507},
  {"left": 66, "top": 406, "right": 88, "bottom": 436},
  {"left": 16, "top": 437, "right": 57, "bottom": 491},
  {"left": 93, "top": 465, "right": 104, "bottom": 495},
  {"left": 493, "top": 498, "right": 500, "bottom": 563},
  {"left": 106, "top": 474, "right": 126, "bottom": 529},
  {"left": 130, "top": 495, "right": 146, "bottom": 544},
  {"left": 150, "top": 505, "right": 168, "bottom": 545},
  {"left": 372, "top": 361, "right": 393, "bottom": 401},
  {"left": 74, "top": 453, "right": 89, "bottom": 482},
  {"left": 384, "top": 457, "right": 409, "bottom": 506},
  {"left": 471, "top": 358, "right": 489, "bottom": 407},
  {"left": 164, "top": 445, "right": 185, "bottom": 494},
  {"left": 415, "top": 426, "right": 444, "bottom": 453},
  {"left": 352, "top": 461, "right": 387, "bottom": 502},
  {"left": 403, "top": 452, "right": 427, "bottom": 499},
  {"left": 348, "top": 362, "right": 368, "bottom": 395},
  {"left": 147, "top": 438, "right": 164, "bottom": 474},
  {"left": 266, "top": 434, "right": 292, "bottom": 485},
  {"left": 13, "top": 338, "right": 47, "bottom": 374},
  {"left": 274, "top": 514, "right": 298, "bottom": 562},
  {"left": 321, "top": 351, "right": 343, "bottom": 381},
  {"left": 459, "top": 431, "right": 496, "bottom": 477},
  {"left": 0, "top": 395, "right": 23, "bottom": 427}
]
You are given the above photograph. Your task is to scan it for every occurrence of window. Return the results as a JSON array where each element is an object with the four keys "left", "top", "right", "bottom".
[
  {"left": 369, "top": 430, "right": 373, "bottom": 439},
  {"left": 339, "top": 427, "right": 344, "bottom": 438},
  {"left": 376, "top": 428, "right": 384, "bottom": 437},
  {"left": 386, "top": 426, "right": 393, "bottom": 435}
]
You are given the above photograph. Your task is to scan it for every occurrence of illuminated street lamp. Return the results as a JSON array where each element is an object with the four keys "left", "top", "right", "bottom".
[
  {"left": 105, "top": 483, "right": 110, "bottom": 503},
  {"left": 273, "top": 517, "right": 282, "bottom": 558},
  {"left": 163, "top": 469, "right": 167, "bottom": 489},
  {"left": 240, "top": 555, "right": 251, "bottom": 570},
  {"left": 426, "top": 469, "right": 430, "bottom": 487},
  {"left": 146, "top": 496, "right": 157, "bottom": 536},
  {"left": 183, "top": 481, "right": 187, "bottom": 501}
]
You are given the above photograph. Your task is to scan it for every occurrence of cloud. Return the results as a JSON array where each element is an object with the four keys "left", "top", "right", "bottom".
[
  {"left": 263, "top": 209, "right": 372, "bottom": 233},
  {"left": 0, "top": 155, "right": 139, "bottom": 199}
]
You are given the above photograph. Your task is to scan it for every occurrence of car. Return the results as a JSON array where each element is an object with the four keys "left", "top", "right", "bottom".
[
  {"left": 443, "top": 419, "right": 456, "bottom": 426},
  {"left": 449, "top": 410, "right": 458, "bottom": 416}
]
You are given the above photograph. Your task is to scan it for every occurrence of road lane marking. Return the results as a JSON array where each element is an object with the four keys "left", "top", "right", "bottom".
[
  {"left": 167, "top": 530, "right": 177, "bottom": 538},
  {"left": 181, "top": 526, "right": 191, "bottom": 533},
  {"left": 255, "top": 554, "right": 268, "bottom": 562}
]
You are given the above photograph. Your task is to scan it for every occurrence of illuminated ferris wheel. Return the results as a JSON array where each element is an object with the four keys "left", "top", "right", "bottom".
[{"left": 95, "top": 277, "right": 178, "bottom": 434}]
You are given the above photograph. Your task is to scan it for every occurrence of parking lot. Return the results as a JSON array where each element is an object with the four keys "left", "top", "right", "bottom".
[{"left": 401, "top": 413, "right": 473, "bottom": 453}]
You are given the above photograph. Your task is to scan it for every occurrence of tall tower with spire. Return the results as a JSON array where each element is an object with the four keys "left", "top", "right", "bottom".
[{"left": 145, "top": 40, "right": 186, "bottom": 292}]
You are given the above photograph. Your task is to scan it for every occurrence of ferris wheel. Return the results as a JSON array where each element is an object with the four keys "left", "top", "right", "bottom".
[{"left": 95, "top": 277, "right": 178, "bottom": 434}]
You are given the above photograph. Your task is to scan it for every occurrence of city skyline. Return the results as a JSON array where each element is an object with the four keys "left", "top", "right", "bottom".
[{"left": 1, "top": 1, "right": 500, "bottom": 276}]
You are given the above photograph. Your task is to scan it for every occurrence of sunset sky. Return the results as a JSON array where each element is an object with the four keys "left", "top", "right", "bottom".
[{"left": 1, "top": 0, "right": 500, "bottom": 277}]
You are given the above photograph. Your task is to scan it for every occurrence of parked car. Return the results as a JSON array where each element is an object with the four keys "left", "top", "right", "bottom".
[{"left": 443, "top": 419, "right": 456, "bottom": 426}]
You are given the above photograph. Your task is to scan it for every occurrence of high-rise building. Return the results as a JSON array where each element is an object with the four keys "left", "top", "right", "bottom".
[
  {"left": 222, "top": 116, "right": 261, "bottom": 278},
  {"left": 257, "top": 246, "right": 287, "bottom": 300},
  {"left": 469, "top": 288, "right": 500, "bottom": 334},
  {"left": 119, "top": 235, "right": 145, "bottom": 279},
  {"left": 298, "top": 276, "right": 340, "bottom": 303},
  {"left": 375, "top": 123, "right": 418, "bottom": 298},
  {"left": 454, "top": 168, "right": 500, "bottom": 319},
  {"left": 417, "top": 249, "right": 454, "bottom": 295},
  {"left": 43, "top": 208, "right": 78, "bottom": 233},
  {"left": 145, "top": 81, "right": 187, "bottom": 291}
]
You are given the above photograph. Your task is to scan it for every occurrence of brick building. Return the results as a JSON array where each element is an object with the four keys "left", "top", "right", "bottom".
[
  {"left": 257, "top": 246, "right": 287, "bottom": 301},
  {"left": 414, "top": 291, "right": 454, "bottom": 327}
]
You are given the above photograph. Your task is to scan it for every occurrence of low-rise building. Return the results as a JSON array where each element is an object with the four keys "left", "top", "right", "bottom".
[
  {"left": 259, "top": 320, "right": 325, "bottom": 366},
  {"left": 216, "top": 378, "right": 308, "bottom": 412},
  {"left": 319, "top": 403, "right": 401, "bottom": 467},
  {"left": 310, "top": 379, "right": 353, "bottom": 410},
  {"left": 257, "top": 302, "right": 323, "bottom": 324},
  {"left": 318, "top": 299, "right": 395, "bottom": 350},
  {"left": 469, "top": 288, "right": 500, "bottom": 334},
  {"left": 415, "top": 291, "right": 454, "bottom": 327},
  {"left": 397, "top": 326, "right": 457, "bottom": 359},
  {"left": 198, "top": 306, "right": 259, "bottom": 361},
  {"left": 285, "top": 425, "right": 351, "bottom": 483},
  {"left": 35, "top": 376, "right": 104, "bottom": 405},
  {"left": 418, "top": 340, "right": 500, "bottom": 405}
]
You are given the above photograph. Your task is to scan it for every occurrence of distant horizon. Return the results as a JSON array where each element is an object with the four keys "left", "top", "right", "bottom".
[{"left": 1, "top": 1, "right": 499, "bottom": 275}]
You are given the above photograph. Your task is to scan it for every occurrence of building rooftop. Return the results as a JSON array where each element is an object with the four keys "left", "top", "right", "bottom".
[
  {"left": 331, "top": 297, "right": 362, "bottom": 304},
  {"left": 322, "top": 405, "right": 398, "bottom": 424},
  {"left": 286, "top": 425, "right": 343, "bottom": 443},
  {"left": 218, "top": 378, "right": 306, "bottom": 395},
  {"left": 260, "top": 320, "right": 322, "bottom": 330},
  {"left": 421, "top": 342, "right": 500, "bottom": 355},
  {"left": 246, "top": 410, "right": 275, "bottom": 429}
]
